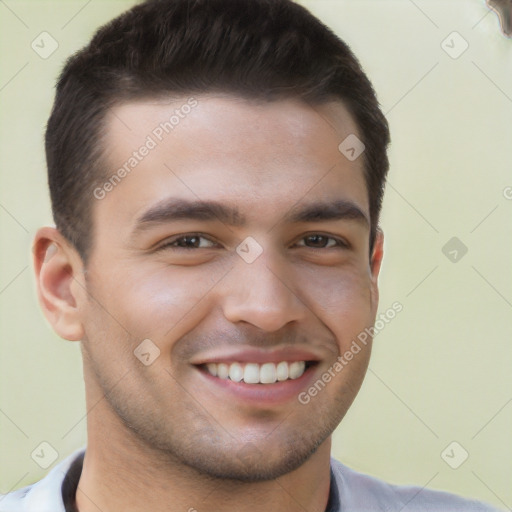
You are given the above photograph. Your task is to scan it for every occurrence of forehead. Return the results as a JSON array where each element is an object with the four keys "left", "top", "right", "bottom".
[{"left": 97, "top": 95, "right": 368, "bottom": 233}]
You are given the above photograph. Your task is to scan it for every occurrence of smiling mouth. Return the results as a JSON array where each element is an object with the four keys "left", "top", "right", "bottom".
[{"left": 199, "top": 361, "right": 317, "bottom": 385}]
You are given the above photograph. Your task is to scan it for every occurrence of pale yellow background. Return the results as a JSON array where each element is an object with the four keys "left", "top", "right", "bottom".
[{"left": 1, "top": 0, "right": 511, "bottom": 509}]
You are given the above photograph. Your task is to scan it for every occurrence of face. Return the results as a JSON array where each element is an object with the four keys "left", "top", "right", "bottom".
[{"left": 74, "top": 95, "right": 383, "bottom": 480}]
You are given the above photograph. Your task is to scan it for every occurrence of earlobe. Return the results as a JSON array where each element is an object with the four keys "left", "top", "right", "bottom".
[{"left": 33, "top": 227, "right": 85, "bottom": 341}]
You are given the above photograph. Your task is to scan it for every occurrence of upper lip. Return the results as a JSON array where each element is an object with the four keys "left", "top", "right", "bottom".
[{"left": 190, "top": 347, "right": 322, "bottom": 365}]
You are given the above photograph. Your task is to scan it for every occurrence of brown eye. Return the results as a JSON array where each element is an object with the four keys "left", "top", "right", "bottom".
[
  {"left": 297, "top": 234, "right": 343, "bottom": 249},
  {"left": 304, "top": 235, "right": 330, "bottom": 248},
  {"left": 175, "top": 235, "right": 202, "bottom": 248},
  {"left": 158, "top": 234, "right": 217, "bottom": 250}
]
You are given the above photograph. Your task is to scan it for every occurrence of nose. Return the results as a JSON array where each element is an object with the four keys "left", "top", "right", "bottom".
[{"left": 221, "top": 250, "right": 308, "bottom": 332}]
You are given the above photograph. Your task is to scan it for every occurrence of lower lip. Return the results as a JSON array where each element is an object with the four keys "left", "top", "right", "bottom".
[{"left": 195, "top": 365, "right": 318, "bottom": 406}]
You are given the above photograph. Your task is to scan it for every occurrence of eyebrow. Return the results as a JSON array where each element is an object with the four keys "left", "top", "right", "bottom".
[
  {"left": 284, "top": 199, "right": 368, "bottom": 226},
  {"left": 132, "top": 197, "right": 369, "bottom": 234}
]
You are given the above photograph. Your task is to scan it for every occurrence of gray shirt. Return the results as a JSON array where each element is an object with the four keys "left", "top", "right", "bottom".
[{"left": 0, "top": 447, "right": 502, "bottom": 511}]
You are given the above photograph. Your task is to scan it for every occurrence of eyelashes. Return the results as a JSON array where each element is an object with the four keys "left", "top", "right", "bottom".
[{"left": 293, "top": 234, "right": 348, "bottom": 250}]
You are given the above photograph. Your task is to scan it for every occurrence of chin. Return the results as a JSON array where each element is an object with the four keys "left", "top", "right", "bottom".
[
  {"left": 185, "top": 446, "right": 318, "bottom": 482},
  {"left": 169, "top": 426, "right": 332, "bottom": 483}
]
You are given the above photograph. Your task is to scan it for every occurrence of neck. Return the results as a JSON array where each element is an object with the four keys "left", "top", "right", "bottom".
[{"left": 75, "top": 377, "right": 332, "bottom": 512}]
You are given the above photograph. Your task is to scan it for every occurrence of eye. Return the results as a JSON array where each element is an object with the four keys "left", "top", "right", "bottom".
[
  {"left": 157, "top": 234, "right": 218, "bottom": 250},
  {"left": 294, "top": 234, "right": 347, "bottom": 249}
]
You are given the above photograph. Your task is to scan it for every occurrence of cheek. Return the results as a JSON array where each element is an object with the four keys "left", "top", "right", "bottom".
[
  {"left": 103, "top": 262, "right": 230, "bottom": 340},
  {"left": 81, "top": 265, "right": 222, "bottom": 389},
  {"left": 298, "top": 263, "right": 372, "bottom": 312},
  {"left": 295, "top": 264, "right": 374, "bottom": 346}
]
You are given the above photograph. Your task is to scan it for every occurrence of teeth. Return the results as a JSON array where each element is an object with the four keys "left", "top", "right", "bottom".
[
  {"left": 217, "top": 363, "right": 229, "bottom": 379},
  {"left": 204, "top": 361, "right": 308, "bottom": 384},
  {"left": 289, "top": 361, "right": 306, "bottom": 379},
  {"left": 206, "top": 363, "right": 217, "bottom": 377},
  {"left": 260, "top": 362, "right": 277, "bottom": 384},
  {"left": 276, "top": 361, "right": 289, "bottom": 381},
  {"left": 229, "top": 362, "right": 244, "bottom": 382},
  {"left": 244, "top": 363, "right": 260, "bottom": 384}
]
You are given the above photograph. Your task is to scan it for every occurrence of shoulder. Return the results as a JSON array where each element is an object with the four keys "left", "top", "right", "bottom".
[
  {"left": 330, "top": 458, "right": 503, "bottom": 511},
  {"left": 0, "top": 447, "right": 85, "bottom": 512}
]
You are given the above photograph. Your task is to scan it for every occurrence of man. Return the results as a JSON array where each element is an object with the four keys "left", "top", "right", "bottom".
[{"left": 0, "top": 0, "right": 502, "bottom": 510}]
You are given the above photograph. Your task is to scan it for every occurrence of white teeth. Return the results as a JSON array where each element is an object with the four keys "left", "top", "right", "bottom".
[
  {"left": 289, "top": 361, "right": 306, "bottom": 379},
  {"left": 229, "top": 362, "right": 243, "bottom": 382},
  {"left": 276, "top": 361, "right": 289, "bottom": 381},
  {"left": 204, "top": 361, "right": 308, "bottom": 384},
  {"left": 243, "top": 363, "right": 260, "bottom": 384},
  {"left": 260, "top": 362, "right": 277, "bottom": 384},
  {"left": 217, "top": 363, "right": 229, "bottom": 379},
  {"left": 206, "top": 363, "right": 217, "bottom": 377}
]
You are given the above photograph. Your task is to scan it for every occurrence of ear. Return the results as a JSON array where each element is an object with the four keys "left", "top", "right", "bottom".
[
  {"left": 33, "top": 227, "right": 85, "bottom": 341},
  {"left": 369, "top": 228, "right": 384, "bottom": 311}
]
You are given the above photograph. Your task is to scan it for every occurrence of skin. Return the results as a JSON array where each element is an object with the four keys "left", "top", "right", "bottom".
[{"left": 33, "top": 95, "right": 384, "bottom": 512}]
